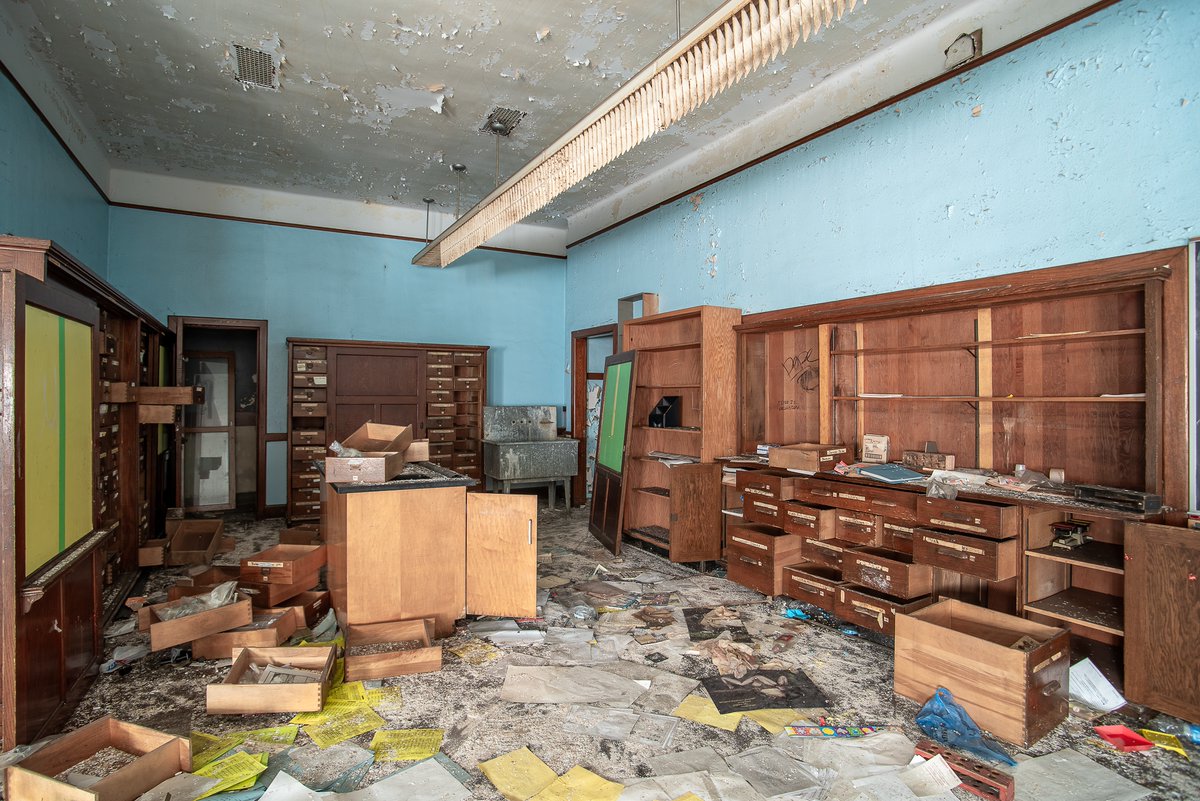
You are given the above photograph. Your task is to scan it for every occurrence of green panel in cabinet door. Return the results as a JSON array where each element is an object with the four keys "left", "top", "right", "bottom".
[{"left": 597, "top": 360, "right": 631, "bottom": 473}]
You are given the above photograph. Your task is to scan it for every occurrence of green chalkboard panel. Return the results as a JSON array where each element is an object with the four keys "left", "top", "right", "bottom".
[
  {"left": 589, "top": 351, "right": 637, "bottom": 555},
  {"left": 596, "top": 359, "right": 632, "bottom": 473}
]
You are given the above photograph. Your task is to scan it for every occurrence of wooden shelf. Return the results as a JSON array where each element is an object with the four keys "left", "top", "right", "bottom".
[
  {"left": 635, "top": 486, "right": 671, "bottom": 498},
  {"left": 832, "top": 395, "right": 1145, "bottom": 403},
  {"left": 1026, "top": 541, "right": 1125, "bottom": 575},
  {"left": 625, "top": 526, "right": 670, "bottom": 546},
  {"left": 633, "top": 425, "right": 703, "bottom": 432},
  {"left": 829, "top": 328, "right": 1146, "bottom": 356},
  {"left": 1025, "top": 587, "right": 1124, "bottom": 636}
]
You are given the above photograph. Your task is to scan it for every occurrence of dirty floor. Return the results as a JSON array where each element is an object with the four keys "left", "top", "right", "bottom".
[{"left": 72, "top": 506, "right": 1199, "bottom": 800}]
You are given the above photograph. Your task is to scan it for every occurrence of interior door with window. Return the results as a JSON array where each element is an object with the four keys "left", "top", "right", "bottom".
[{"left": 181, "top": 352, "right": 236, "bottom": 511}]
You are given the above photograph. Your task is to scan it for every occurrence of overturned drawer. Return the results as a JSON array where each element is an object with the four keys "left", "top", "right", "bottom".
[
  {"left": 801, "top": 537, "right": 861, "bottom": 569},
  {"left": 780, "top": 502, "right": 836, "bottom": 538},
  {"left": 913, "top": 528, "right": 1020, "bottom": 581},
  {"left": 239, "top": 571, "right": 319, "bottom": 608},
  {"left": 833, "top": 512, "right": 882, "bottom": 546},
  {"left": 783, "top": 563, "right": 844, "bottom": 610},
  {"left": 843, "top": 546, "right": 933, "bottom": 600},
  {"left": 916, "top": 496, "right": 1019, "bottom": 540},
  {"left": 836, "top": 585, "right": 932, "bottom": 636},
  {"left": 736, "top": 469, "right": 798, "bottom": 501},
  {"left": 191, "top": 610, "right": 298, "bottom": 661}
]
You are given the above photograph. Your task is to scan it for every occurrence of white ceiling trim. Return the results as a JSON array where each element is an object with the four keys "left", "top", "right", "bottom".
[{"left": 565, "top": 0, "right": 1104, "bottom": 245}]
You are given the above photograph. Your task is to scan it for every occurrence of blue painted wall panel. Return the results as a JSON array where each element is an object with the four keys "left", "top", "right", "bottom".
[
  {"left": 565, "top": 0, "right": 1199, "bottom": 330},
  {"left": 0, "top": 71, "right": 109, "bottom": 274}
]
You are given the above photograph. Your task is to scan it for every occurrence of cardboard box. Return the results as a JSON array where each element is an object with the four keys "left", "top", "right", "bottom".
[
  {"left": 137, "top": 597, "right": 253, "bottom": 652},
  {"left": 894, "top": 599, "right": 1070, "bottom": 746},
  {"left": 4, "top": 716, "right": 190, "bottom": 801},
  {"left": 206, "top": 646, "right": 335, "bottom": 714},
  {"left": 240, "top": 544, "right": 326, "bottom": 585},
  {"left": 768, "top": 443, "right": 850, "bottom": 472},
  {"left": 324, "top": 422, "right": 414, "bottom": 483},
  {"left": 344, "top": 618, "right": 441, "bottom": 681},
  {"left": 267, "top": 590, "right": 331, "bottom": 629},
  {"left": 191, "top": 610, "right": 299, "bottom": 660}
]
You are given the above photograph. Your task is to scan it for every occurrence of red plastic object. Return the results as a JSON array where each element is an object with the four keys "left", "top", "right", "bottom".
[{"left": 1094, "top": 725, "right": 1155, "bottom": 752}]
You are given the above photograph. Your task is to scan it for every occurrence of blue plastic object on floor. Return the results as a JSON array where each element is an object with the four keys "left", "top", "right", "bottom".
[{"left": 916, "top": 687, "right": 1017, "bottom": 766}]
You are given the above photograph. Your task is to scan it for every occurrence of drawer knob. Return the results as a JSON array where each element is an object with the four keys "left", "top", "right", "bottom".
[{"left": 1041, "top": 680, "right": 1061, "bottom": 696}]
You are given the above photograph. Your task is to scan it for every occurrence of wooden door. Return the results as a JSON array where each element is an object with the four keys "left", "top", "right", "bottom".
[
  {"left": 1125, "top": 522, "right": 1200, "bottom": 721},
  {"left": 328, "top": 346, "right": 424, "bottom": 440},
  {"left": 466, "top": 494, "right": 537, "bottom": 618},
  {"left": 180, "top": 352, "right": 236, "bottom": 511}
]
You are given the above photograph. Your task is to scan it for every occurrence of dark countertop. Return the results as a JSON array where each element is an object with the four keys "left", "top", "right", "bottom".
[{"left": 316, "top": 461, "right": 478, "bottom": 493}]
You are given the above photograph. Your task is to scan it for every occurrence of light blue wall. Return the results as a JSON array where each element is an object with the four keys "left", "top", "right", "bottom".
[
  {"left": 565, "top": 0, "right": 1200, "bottom": 329},
  {"left": 107, "top": 207, "right": 567, "bottom": 503},
  {"left": 0, "top": 69, "right": 109, "bottom": 274}
]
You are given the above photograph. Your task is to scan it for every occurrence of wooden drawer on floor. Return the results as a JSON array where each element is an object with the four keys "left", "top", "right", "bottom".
[
  {"left": 736, "top": 469, "right": 797, "bottom": 501},
  {"left": 293, "top": 372, "right": 328, "bottom": 388},
  {"left": 726, "top": 522, "right": 801, "bottom": 560},
  {"left": 293, "top": 402, "right": 327, "bottom": 417},
  {"left": 843, "top": 546, "right": 933, "bottom": 599},
  {"left": 916, "top": 496, "right": 1020, "bottom": 540},
  {"left": 880, "top": 520, "right": 917, "bottom": 555},
  {"left": 292, "top": 345, "right": 327, "bottom": 360},
  {"left": 783, "top": 563, "right": 844, "bottom": 610},
  {"left": 294, "top": 359, "right": 327, "bottom": 374},
  {"left": 913, "top": 528, "right": 1019, "bottom": 581},
  {"left": 291, "top": 387, "right": 327, "bottom": 402},
  {"left": 833, "top": 512, "right": 881, "bottom": 546},
  {"left": 836, "top": 585, "right": 932, "bottom": 636},
  {"left": 801, "top": 537, "right": 861, "bottom": 569},
  {"left": 291, "top": 429, "right": 326, "bottom": 446}
]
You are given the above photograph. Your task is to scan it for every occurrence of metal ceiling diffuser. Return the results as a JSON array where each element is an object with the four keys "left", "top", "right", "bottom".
[{"left": 414, "top": 0, "right": 865, "bottom": 268}]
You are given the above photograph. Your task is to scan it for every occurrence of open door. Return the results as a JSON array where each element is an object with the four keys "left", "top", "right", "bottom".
[
  {"left": 181, "top": 352, "right": 236, "bottom": 511},
  {"left": 466, "top": 494, "right": 537, "bottom": 617},
  {"left": 588, "top": 351, "right": 636, "bottom": 554}
]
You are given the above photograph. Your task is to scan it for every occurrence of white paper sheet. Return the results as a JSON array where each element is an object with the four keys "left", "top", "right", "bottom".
[
  {"left": 1013, "top": 749, "right": 1149, "bottom": 801},
  {"left": 1068, "top": 658, "right": 1126, "bottom": 713},
  {"left": 500, "top": 665, "right": 650, "bottom": 706}
]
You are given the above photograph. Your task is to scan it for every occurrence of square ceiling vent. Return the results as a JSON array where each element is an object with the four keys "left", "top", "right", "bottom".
[
  {"left": 234, "top": 44, "right": 278, "bottom": 89},
  {"left": 480, "top": 107, "right": 525, "bottom": 136}
]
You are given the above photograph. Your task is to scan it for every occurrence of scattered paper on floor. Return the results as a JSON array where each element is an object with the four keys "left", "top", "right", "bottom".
[
  {"left": 366, "top": 685, "right": 405, "bottom": 711},
  {"left": 724, "top": 745, "right": 829, "bottom": 798},
  {"left": 671, "top": 694, "right": 744, "bottom": 732},
  {"left": 500, "top": 665, "right": 649, "bottom": 706},
  {"left": 134, "top": 772, "right": 220, "bottom": 801},
  {"left": 530, "top": 766, "right": 624, "bottom": 801},
  {"left": 340, "top": 758, "right": 471, "bottom": 801},
  {"left": 193, "top": 751, "right": 268, "bottom": 799},
  {"left": 371, "top": 729, "right": 444, "bottom": 761},
  {"left": 897, "top": 754, "right": 961, "bottom": 797},
  {"left": 190, "top": 731, "right": 241, "bottom": 770},
  {"left": 563, "top": 705, "right": 640, "bottom": 740},
  {"left": 1012, "top": 749, "right": 1150, "bottom": 801},
  {"left": 618, "top": 770, "right": 762, "bottom": 801},
  {"left": 743, "top": 708, "right": 803, "bottom": 734},
  {"left": 302, "top": 703, "right": 385, "bottom": 749},
  {"left": 1068, "top": 659, "right": 1126, "bottom": 713},
  {"left": 274, "top": 743, "right": 374, "bottom": 792},
  {"left": 479, "top": 747, "right": 558, "bottom": 801},
  {"left": 449, "top": 639, "right": 502, "bottom": 665}
]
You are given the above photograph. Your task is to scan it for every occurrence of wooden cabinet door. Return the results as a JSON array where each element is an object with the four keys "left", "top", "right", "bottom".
[
  {"left": 466, "top": 494, "right": 537, "bottom": 617},
  {"left": 589, "top": 467, "right": 623, "bottom": 555},
  {"left": 668, "top": 462, "right": 722, "bottom": 562},
  {"left": 17, "top": 586, "right": 64, "bottom": 744},
  {"left": 328, "top": 347, "right": 425, "bottom": 439},
  {"left": 1125, "top": 522, "right": 1200, "bottom": 721}
]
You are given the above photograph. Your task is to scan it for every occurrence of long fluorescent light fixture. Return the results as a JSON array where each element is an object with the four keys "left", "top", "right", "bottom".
[{"left": 413, "top": 0, "right": 865, "bottom": 267}]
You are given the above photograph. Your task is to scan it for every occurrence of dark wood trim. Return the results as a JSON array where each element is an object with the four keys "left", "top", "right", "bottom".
[
  {"left": 1160, "top": 247, "right": 1190, "bottom": 517},
  {"left": 738, "top": 250, "right": 1179, "bottom": 331},
  {"left": 0, "top": 268, "right": 20, "bottom": 749},
  {"left": 111, "top": 202, "right": 567, "bottom": 261},
  {"left": 265, "top": 432, "right": 287, "bottom": 442},
  {"left": 566, "top": 0, "right": 1123, "bottom": 251},
  {"left": 0, "top": 60, "right": 109, "bottom": 203},
  {"left": 570, "top": 324, "right": 617, "bottom": 507},
  {"left": 170, "top": 316, "right": 269, "bottom": 519},
  {"left": 21, "top": 278, "right": 100, "bottom": 328}
]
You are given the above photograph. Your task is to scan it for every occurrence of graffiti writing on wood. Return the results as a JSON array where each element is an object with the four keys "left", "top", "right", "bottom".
[{"left": 782, "top": 350, "right": 819, "bottom": 392}]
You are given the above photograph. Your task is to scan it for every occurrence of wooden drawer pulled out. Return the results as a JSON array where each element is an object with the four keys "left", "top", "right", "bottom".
[
  {"left": 912, "top": 528, "right": 1019, "bottom": 581},
  {"left": 916, "top": 496, "right": 1019, "bottom": 540},
  {"left": 843, "top": 546, "right": 933, "bottom": 600},
  {"left": 783, "top": 563, "right": 844, "bottom": 610}
]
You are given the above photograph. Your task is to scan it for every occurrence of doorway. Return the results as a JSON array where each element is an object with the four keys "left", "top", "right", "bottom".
[
  {"left": 168, "top": 317, "right": 268, "bottom": 517},
  {"left": 570, "top": 324, "right": 616, "bottom": 506}
]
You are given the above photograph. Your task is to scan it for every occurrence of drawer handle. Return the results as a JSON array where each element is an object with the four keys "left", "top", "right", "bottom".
[
  {"left": 929, "top": 517, "right": 988, "bottom": 534},
  {"left": 849, "top": 601, "right": 886, "bottom": 628},
  {"left": 1041, "top": 680, "right": 1061, "bottom": 697},
  {"left": 738, "top": 556, "right": 764, "bottom": 567},
  {"left": 790, "top": 576, "right": 826, "bottom": 592},
  {"left": 731, "top": 536, "right": 768, "bottom": 551},
  {"left": 936, "top": 547, "right": 970, "bottom": 560},
  {"left": 870, "top": 499, "right": 897, "bottom": 508},
  {"left": 810, "top": 489, "right": 834, "bottom": 497}
]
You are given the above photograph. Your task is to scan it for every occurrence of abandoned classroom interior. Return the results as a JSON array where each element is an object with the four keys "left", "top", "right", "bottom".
[{"left": 1, "top": 0, "right": 1198, "bottom": 799}]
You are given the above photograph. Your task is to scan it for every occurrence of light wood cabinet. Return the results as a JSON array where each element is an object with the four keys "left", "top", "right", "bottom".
[{"left": 323, "top": 478, "right": 536, "bottom": 638}]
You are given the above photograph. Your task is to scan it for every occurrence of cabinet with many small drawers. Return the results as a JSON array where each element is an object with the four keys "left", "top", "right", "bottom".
[{"left": 286, "top": 338, "right": 488, "bottom": 523}]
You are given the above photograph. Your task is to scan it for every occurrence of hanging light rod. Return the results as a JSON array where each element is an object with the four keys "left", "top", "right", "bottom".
[{"left": 412, "top": 0, "right": 864, "bottom": 268}]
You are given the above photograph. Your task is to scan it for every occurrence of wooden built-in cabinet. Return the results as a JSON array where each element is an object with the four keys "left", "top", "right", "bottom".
[
  {"left": 0, "top": 237, "right": 180, "bottom": 748},
  {"left": 286, "top": 338, "right": 488, "bottom": 523},
  {"left": 617, "top": 306, "right": 741, "bottom": 562}
]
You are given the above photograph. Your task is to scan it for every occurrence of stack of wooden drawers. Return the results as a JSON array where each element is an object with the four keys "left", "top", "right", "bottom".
[
  {"left": 289, "top": 344, "right": 328, "bottom": 522},
  {"left": 728, "top": 470, "right": 1021, "bottom": 636},
  {"left": 425, "top": 350, "right": 484, "bottom": 482},
  {"left": 726, "top": 471, "right": 807, "bottom": 595}
]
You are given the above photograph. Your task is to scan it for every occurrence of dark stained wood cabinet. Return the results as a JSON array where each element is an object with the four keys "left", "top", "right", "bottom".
[
  {"left": 286, "top": 338, "right": 488, "bottom": 523},
  {"left": 1124, "top": 522, "right": 1200, "bottom": 722}
]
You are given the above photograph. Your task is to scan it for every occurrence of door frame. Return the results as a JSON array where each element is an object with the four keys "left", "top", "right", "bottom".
[
  {"left": 168, "top": 317, "right": 268, "bottom": 518},
  {"left": 569, "top": 324, "right": 616, "bottom": 507}
]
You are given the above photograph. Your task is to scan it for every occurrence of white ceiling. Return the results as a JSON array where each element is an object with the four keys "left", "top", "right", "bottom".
[{"left": 2, "top": 0, "right": 1102, "bottom": 251}]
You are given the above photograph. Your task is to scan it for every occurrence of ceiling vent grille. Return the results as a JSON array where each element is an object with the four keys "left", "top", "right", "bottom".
[
  {"left": 234, "top": 44, "right": 277, "bottom": 89},
  {"left": 480, "top": 107, "right": 525, "bottom": 136}
]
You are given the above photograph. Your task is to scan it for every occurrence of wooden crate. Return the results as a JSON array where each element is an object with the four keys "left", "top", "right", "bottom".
[
  {"left": 137, "top": 598, "right": 253, "bottom": 652},
  {"left": 4, "top": 716, "right": 189, "bottom": 801},
  {"left": 191, "top": 611, "right": 298, "bottom": 661},
  {"left": 894, "top": 599, "right": 1070, "bottom": 746},
  {"left": 206, "top": 646, "right": 335, "bottom": 715},
  {"left": 240, "top": 544, "right": 327, "bottom": 585},
  {"left": 344, "top": 618, "right": 441, "bottom": 681}
]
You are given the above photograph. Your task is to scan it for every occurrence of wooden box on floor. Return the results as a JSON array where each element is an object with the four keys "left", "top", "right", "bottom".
[
  {"left": 894, "top": 599, "right": 1070, "bottom": 747},
  {"left": 206, "top": 646, "right": 335, "bottom": 715},
  {"left": 165, "top": 520, "right": 224, "bottom": 565},
  {"left": 3, "top": 716, "right": 190, "bottom": 801},
  {"left": 240, "top": 544, "right": 327, "bottom": 585},
  {"left": 344, "top": 618, "right": 441, "bottom": 681},
  {"left": 137, "top": 598, "right": 253, "bottom": 652},
  {"left": 191, "top": 611, "right": 299, "bottom": 661},
  {"left": 239, "top": 572, "right": 320, "bottom": 608},
  {"left": 266, "top": 590, "right": 332, "bottom": 629}
]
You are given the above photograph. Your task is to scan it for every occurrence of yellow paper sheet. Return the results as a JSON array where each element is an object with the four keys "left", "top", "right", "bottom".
[
  {"left": 189, "top": 732, "right": 241, "bottom": 771},
  {"left": 744, "top": 708, "right": 803, "bottom": 734},
  {"left": 221, "top": 754, "right": 270, "bottom": 792},
  {"left": 1140, "top": 729, "right": 1191, "bottom": 760},
  {"left": 303, "top": 703, "right": 385, "bottom": 749},
  {"left": 237, "top": 725, "right": 300, "bottom": 748},
  {"left": 529, "top": 766, "right": 623, "bottom": 801},
  {"left": 479, "top": 746, "right": 558, "bottom": 801},
  {"left": 193, "top": 751, "right": 268, "bottom": 799},
  {"left": 370, "top": 728, "right": 444, "bottom": 761},
  {"left": 673, "top": 795, "right": 704, "bottom": 801},
  {"left": 290, "top": 700, "right": 363, "bottom": 725},
  {"left": 671, "top": 694, "right": 745, "bottom": 732},
  {"left": 366, "top": 686, "right": 404, "bottom": 712},
  {"left": 328, "top": 681, "right": 367, "bottom": 704},
  {"left": 449, "top": 639, "right": 502, "bottom": 666}
]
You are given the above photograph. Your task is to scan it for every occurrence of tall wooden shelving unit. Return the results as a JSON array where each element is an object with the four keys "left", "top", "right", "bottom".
[{"left": 619, "top": 306, "right": 741, "bottom": 563}]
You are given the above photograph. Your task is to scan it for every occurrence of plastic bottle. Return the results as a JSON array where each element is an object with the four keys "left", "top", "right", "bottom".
[{"left": 1149, "top": 715, "right": 1200, "bottom": 745}]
